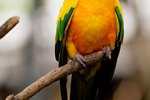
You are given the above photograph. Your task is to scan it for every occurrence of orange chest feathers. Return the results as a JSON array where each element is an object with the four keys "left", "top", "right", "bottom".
[{"left": 66, "top": 0, "right": 117, "bottom": 58}]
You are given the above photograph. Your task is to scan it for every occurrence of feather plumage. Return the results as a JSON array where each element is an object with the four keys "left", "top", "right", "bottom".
[{"left": 55, "top": 0, "right": 124, "bottom": 100}]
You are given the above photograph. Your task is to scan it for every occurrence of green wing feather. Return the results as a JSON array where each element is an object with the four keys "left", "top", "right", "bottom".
[
  {"left": 55, "top": 0, "right": 78, "bottom": 61},
  {"left": 115, "top": 7, "right": 124, "bottom": 44}
]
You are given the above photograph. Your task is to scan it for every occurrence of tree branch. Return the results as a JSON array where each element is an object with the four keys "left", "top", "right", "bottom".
[
  {"left": 5, "top": 51, "right": 104, "bottom": 100},
  {"left": 0, "top": 16, "right": 19, "bottom": 39}
]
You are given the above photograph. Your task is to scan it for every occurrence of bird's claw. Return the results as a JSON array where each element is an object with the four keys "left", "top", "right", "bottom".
[
  {"left": 74, "top": 54, "right": 87, "bottom": 69},
  {"left": 103, "top": 46, "right": 111, "bottom": 60}
]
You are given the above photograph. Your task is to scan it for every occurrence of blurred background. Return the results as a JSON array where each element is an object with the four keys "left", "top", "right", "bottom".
[{"left": 0, "top": 0, "right": 150, "bottom": 100}]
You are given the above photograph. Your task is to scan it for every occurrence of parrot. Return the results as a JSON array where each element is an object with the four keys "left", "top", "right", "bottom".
[{"left": 55, "top": 0, "right": 124, "bottom": 100}]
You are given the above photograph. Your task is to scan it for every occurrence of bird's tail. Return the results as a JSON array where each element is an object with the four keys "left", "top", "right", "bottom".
[{"left": 70, "top": 72, "right": 97, "bottom": 100}]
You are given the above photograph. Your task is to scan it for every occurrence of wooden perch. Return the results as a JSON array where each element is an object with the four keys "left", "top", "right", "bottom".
[
  {"left": 6, "top": 51, "right": 105, "bottom": 100},
  {"left": 0, "top": 16, "right": 19, "bottom": 39}
]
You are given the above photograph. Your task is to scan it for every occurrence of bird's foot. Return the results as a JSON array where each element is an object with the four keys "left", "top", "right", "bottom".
[
  {"left": 103, "top": 46, "right": 111, "bottom": 60},
  {"left": 74, "top": 54, "right": 87, "bottom": 69}
]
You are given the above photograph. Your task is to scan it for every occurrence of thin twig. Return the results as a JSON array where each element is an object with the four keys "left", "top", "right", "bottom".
[
  {"left": 5, "top": 51, "right": 104, "bottom": 100},
  {"left": 0, "top": 16, "right": 19, "bottom": 39}
]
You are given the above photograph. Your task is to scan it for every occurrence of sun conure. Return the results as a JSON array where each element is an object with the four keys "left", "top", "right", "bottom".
[{"left": 55, "top": 0, "right": 124, "bottom": 100}]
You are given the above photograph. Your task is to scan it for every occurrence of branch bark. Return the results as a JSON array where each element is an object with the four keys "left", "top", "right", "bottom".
[
  {"left": 5, "top": 51, "right": 105, "bottom": 100},
  {"left": 0, "top": 16, "right": 19, "bottom": 39}
]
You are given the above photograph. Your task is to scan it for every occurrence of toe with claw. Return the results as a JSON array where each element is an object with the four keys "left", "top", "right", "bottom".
[
  {"left": 74, "top": 54, "right": 87, "bottom": 69},
  {"left": 103, "top": 46, "right": 112, "bottom": 60}
]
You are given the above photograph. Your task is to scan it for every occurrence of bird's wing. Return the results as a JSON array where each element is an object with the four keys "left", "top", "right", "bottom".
[
  {"left": 55, "top": 0, "right": 78, "bottom": 61},
  {"left": 55, "top": 0, "right": 78, "bottom": 100},
  {"left": 115, "top": 1, "right": 124, "bottom": 44}
]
